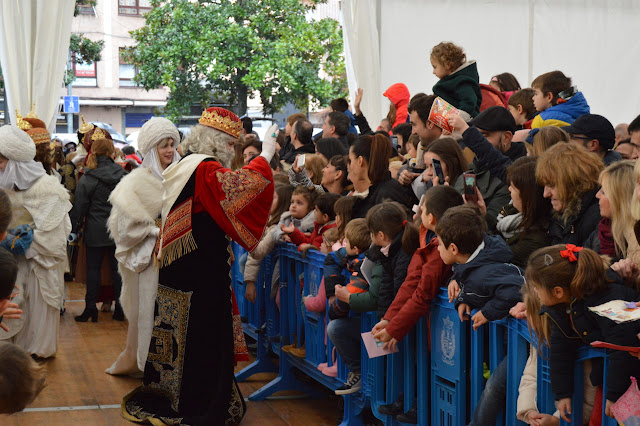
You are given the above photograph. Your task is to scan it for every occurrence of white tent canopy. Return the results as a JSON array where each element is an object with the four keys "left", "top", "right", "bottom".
[
  {"left": 0, "top": 0, "right": 75, "bottom": 130},
  {"left": 343, "top": 0, "right": 640, "bottom": 127}
]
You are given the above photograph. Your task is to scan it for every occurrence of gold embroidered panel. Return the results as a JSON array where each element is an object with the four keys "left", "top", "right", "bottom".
[
  {"left": 147, "top": 285, "right": 193, "bottom": 412},
  {"left": 216, "top": 168, "right": 269, "bottom": 250}
]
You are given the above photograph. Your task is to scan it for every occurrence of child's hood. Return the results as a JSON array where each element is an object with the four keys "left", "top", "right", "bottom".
[
  {"left": 383, "top": 83, "right": 411, "bottom": 108},
  {"left": 449, "top": 60, "right": 479, "bottom": 82},
  {"left": 454, "top": 234, "right": 514, "bottom": 276},
  {"left": 279, "top": 211, "right": 292, "bottom": 223},
  {"left": 298, "top": 210, "right": 316, "bottom": 232},
  {"left": 542, "top": 91, "right": 590, "bottom": 122}
]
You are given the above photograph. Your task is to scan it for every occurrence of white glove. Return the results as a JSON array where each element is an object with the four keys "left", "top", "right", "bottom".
[
  {"left": 260, "top": 124, "right": 279, "bottom": 163},
  {"left": 150, "top": 227, "right": 161, "bottom": 238}
]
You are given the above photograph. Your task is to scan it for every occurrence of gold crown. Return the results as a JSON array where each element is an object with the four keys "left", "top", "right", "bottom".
[
  {"left": 16, "top": 109, "right": 33, "bottom": 131},
  {"left": 91, "top": 127, "right": 107, "bottom": 141},
  {"left": 198, "top": 108, "right": 242, "bottom": 138},
  {"left": 79, "top": 114, "right": 94, "bottom": 134},
  {"left": 25, "top": 103, "right": 37, "bottom": 118}
]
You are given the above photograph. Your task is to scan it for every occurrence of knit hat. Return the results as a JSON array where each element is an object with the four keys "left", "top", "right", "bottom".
[
  {"left": 0, "top": 125, "right": 37, "bottom": 161},
  {"left": 469, "top": 106, "right": 517, "bottom": 133},
  {"left": 16, "top": 110, "right": 51, "bottom": 146},
  {"left": 138, "top": 117, "right": 180, "bottom": 156},
  {"left": 198, "top": 107, "right": 242, "bottom": 138}
]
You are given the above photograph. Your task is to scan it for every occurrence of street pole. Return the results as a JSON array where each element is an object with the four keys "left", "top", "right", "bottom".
[{"left": 67, "top": 50, "right": 73, "bottom": 133}]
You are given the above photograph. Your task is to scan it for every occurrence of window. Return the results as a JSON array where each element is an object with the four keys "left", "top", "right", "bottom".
[
  {"left": 118, "top": 0, "right": 151, "bottom": 16},
  {"left": 73, "top": 55, "right": 97, "bottom": 87},
  {"left": 119, "top": 48, "right": 138, "bottom": 87},
  {"left": 76, "top": 1, "right": 96, "bottom": 15}
]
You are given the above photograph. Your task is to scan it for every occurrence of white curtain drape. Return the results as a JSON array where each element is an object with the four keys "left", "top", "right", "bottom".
[
  {"left": 344, "top": 0, "right": 640, "bottom": 126},
  {"left": 342, "top": 0, "right": 382, "bottom": 126},
  {"left": 0, "top": 0, "right": 76, "bottom": 131}
]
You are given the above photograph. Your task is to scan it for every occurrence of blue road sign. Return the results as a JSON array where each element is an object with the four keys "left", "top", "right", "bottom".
[{"left": 63, "top": 96, "right": 80, "bottom": 114}]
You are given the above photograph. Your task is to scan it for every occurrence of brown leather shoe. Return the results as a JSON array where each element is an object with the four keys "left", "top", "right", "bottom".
[{"left": 288, "top": 346, "right": 306, "bottom": 358}]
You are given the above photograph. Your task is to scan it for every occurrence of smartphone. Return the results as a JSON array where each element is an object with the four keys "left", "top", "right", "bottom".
[
  {"left": 297, "top": 154, "right": 306, "bottom": 168},
  {"left": 407, "top": 159, "right": 425, "bottom": 174},
  {"left": 432, "top": 158, "right": 445, "bottom": 184},
  {"left": 390, "top": 135, "right": 399, "bottom": 150},
  {"left": 463, "top": 172, "right": 477, "bottom": 202}
]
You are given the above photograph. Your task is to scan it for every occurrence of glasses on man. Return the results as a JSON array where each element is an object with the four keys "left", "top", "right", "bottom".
[{"left": 570, "top": 135, "right": 592, "bottom": 141}]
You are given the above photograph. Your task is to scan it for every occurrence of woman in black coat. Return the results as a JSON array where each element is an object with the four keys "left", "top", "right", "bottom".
[
  {"left": 70, "top": 138, "right": 126, "bottom": 322},
  {"left": 535, "top": 143, "right": 603, "bottom": 246},
  {"left": 349, "top": 134, "right": 412, "bottom": 219}
]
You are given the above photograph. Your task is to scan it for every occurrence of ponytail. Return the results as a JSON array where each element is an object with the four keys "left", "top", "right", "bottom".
[
  {"left": 352, "top": 134, "right": 392, "bottom": 185},
  {"left": 401, "top": 220, "right": 420, "bottom": 256},
  {"left": 365, "top": 202, "right": 418, "bottom": 255},
  {"left": 570, "top": 248, "right": 609, "bottom": 299},
  {"left": 525, "top": 245, "right": 609, "bottom": 300},
  {"left": 368, "top": 134, "right": 392, "bottom": 185}
]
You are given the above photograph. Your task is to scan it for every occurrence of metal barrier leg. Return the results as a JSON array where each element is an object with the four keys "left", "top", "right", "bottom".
[
  {"left": 416, "top": 317, "right": 429, "bottom": 426},
  {"left": 340, "top": 395, "right": 366, "bottom": 426},
  {"left": 248, "top": 351, "right": 323, "bottom": 401}
]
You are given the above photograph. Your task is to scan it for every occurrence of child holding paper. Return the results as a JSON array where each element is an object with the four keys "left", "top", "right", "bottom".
[
  {"left": 527, "top": 244, "right": 640, "bottom": 420},
  {"left": 372, "top": 185, "right": 462, "bottom": 350},
  {"left": 430, "top": 42, "right": 482, "bottom": 120}
]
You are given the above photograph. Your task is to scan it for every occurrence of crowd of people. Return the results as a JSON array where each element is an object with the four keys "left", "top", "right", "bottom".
[{"left": 0, "top": 39, "right": 640, "bottom": 424}]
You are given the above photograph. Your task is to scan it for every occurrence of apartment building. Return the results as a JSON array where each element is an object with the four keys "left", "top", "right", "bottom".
[{"left": 61, "top": 0, "right": 169, "bottom": 136}]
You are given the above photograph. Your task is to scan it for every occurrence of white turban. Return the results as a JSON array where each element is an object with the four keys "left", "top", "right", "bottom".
[
  {"left": 137, "top": 117, "right": 180, "bottom": 156},
  {"left": 0, "top": 125, "right": 45, "bottom": 190},
  {"left": 0, "top": 125, "right": 36, "bottom": 161},
  {"left": 138, "top": 118, "right": 181, "bottom": 180}
]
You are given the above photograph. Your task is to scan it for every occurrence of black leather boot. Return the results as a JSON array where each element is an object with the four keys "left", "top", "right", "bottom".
[
  {"left": 378, "top": 393, "right": 404, "bottom": 416},
  {"left": 396, "top": 406, "right": 418, "bottom": 424},
  {"left": 75, "top": 307, "right": 98, "bottom": 322}
]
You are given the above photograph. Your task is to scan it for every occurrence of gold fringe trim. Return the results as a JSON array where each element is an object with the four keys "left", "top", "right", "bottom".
[{"left": 158, "top": 231, "right": 198, "bottom": 269}]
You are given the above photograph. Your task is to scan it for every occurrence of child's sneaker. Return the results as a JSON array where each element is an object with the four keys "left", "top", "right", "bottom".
[{"left": 335, "top": 371, "right": 361, "bottom": 395}]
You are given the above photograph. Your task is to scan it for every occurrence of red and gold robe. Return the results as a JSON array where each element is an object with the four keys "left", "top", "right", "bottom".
[{"left": 123, "top": 154, "right": 273, "bottom": 425}]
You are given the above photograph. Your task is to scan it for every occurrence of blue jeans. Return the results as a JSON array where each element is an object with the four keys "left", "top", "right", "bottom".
[
  {"left": 327, "top": 317, "right": 361, "bottom": 372},
  {"left": 470, "top": 356, "right": 508, "bottom": 426}
]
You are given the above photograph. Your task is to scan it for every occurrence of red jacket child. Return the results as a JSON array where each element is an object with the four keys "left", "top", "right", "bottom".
[
  {"left": 281, "top": 192, "right": 340, "bottom": 251},
  {"left": 383, "top": 236, "right": 452, "bottom": 342},
  {"left": 288, "top": 221, "right": 336, "bottom": 250}
]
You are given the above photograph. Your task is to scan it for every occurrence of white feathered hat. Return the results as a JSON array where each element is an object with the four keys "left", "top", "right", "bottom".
[
  {"left": 0, "top": 125, "right": 36, "bottom": 162},
  {"left": 137, "top": 117, "right": 180, "bottom": 156}
]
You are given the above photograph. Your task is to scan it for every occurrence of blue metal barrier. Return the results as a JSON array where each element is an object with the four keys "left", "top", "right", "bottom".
[
  {"left": 234, "top": 248, "right": 279, "bottom": 383},
  {"left": 231, "top": 243, "right": 621, "bottom": 425}
]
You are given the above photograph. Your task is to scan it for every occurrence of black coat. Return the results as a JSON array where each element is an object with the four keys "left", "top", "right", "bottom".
[
  {"left": 366, "top": 228, "right": 413, "bottom": 318},
  {"left": 451, "top": 234, "right": 524, "bottom": 320},
  {"left": 70, "top": 156, "right": 126, "bottom": 247},
  {"left": 352, "top": 174, "right": 413, "bottom": 219},
  {"left": 281, "top": 142, "right": 315, "bottom": 164},
  {"left": 548, "top": 188, "right": 601, "bottom": 246},
  {"left": 541, "top": 275, "right": 640, "bottom": 402}
]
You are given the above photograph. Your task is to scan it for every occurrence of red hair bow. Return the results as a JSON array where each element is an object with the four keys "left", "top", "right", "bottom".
[{"left": 560, "top": 244, "right": 583, "bottom": 262}]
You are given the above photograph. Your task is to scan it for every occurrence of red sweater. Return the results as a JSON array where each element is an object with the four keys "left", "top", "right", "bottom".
[
  {"left": 383, "top": 237, "right": 452, "bottom": 342},
  {"left": 289, "top": 221, "right": 336, "bottom": 249}
]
